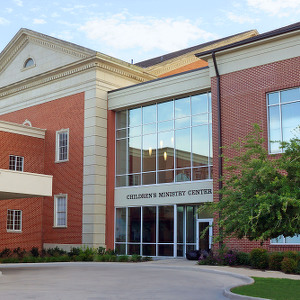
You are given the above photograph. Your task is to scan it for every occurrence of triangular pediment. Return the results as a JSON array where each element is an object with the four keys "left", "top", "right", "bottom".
[{"left": 0, "top": 28, "right": 96, "bottom": 88}]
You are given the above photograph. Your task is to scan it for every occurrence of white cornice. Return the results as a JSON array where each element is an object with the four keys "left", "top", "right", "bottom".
[
  {"left": 0, "top": 56, "right": 155, "bottom": 99},
  {"left": 0, "top": 120, "right": 46, "bottom": 139}
]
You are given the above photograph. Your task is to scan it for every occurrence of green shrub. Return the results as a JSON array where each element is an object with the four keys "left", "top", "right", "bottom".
[
  {"left": 296, "top": 261, "right": 300, "bottom": 275},
  {"left": 1, "top": 257, "right": 20, "bottom": 264},
  {"left": 250, "top": 248, "right": 268, "bottom": 269},
  {"left": 30, "top": 247, "right": 40, "bottom": 257},
  {"left": 283, "top": 251, "right": 300, "bottom": 262},
  {"left": 117, "top": 255, "right": 129, "bottom": 262},
  {"left": 130, "top": 254, "right": 142, "bottom": 262},
  {"left": 236, "top": 252, "right": 250, "bottom": 266},
  {"left": 13, "top": 247, "right": 26, "bottom": 259},
  {"left": 142, "top": 256, "right": 153, "bottom": 261},
  {"left": 78, "top": 247, "right": 96, "bottom": 261},
  {"left": 68, "top": 247, "right": 81, "bottom": 258},
  {"left": 281, "top": 257, "right": 297, "bottom": 274},
  {"left": 97, "top": 247, "right": 106, "bottom": 255},
  {"left": 269, "top": 252, "right": 284, "bottom": 271},
  {"left": 0, "top": 248, "right": 12, "bottom": 258},
  {"left": 46, "top": 247, "right": 67, "bottom": 257}
]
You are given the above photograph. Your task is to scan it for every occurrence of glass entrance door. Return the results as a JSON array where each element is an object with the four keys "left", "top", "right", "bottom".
[{"left": 196, "top": 219, "right": 213, "bottom": 251}]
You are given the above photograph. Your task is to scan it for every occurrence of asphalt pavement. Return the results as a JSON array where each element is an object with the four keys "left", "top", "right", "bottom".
[{"left": 0, "top": 259, "right": 298, "bottom": 300}]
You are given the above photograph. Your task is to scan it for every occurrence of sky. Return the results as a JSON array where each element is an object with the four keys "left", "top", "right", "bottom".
[{"left": 0, "top": 0, "right": 299, "bottom": 63}]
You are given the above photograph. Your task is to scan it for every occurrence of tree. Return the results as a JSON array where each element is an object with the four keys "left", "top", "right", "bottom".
[{"left": 200, "top": 124, "right": 300, "bottom": 243}]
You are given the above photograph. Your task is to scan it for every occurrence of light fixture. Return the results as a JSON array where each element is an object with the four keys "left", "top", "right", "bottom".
[
  {"left": 160, "top": 140, "right": 163, "bottom": 148},
  {"left": 149, "top": 147, "right": 152, "bottom": 156},
  {"left": 163, "top": 151, "right": 167, "bottom": 161}
]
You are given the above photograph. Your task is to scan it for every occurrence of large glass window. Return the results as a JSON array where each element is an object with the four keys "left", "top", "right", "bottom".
[
  {"left": 116, "top": 92, "right": 212, "bottom": 187},
  {"left": 115, "top": 205, "right": 201, "bottom": 257},
  {"left": 267, "top": 87, "right": 300, "bottom": 153}
]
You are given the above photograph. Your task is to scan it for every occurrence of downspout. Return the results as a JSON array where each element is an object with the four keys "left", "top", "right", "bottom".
[{"left": 212, "top": 52, "right": 223, "bottom": 248}]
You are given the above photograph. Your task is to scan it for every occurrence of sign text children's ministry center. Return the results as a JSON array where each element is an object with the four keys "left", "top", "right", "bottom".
[{"left": 126, "top": 188, "right": 212, "bottom": 200}]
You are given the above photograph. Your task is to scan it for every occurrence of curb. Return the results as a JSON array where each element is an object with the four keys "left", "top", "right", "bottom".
[{"left": 223, "top": 278, "right": 270, "bottom": 300}]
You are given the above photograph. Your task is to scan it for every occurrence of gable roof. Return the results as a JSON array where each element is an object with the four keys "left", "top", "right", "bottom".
[{"left": 135, "top": 30, "right": 258, "bottom": 68}]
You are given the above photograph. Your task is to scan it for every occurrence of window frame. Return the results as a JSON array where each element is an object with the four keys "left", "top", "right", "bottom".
[
  {"left": 55, "top": 129, "right": 69, "bottom": 163},
  {"left": 115, "top": 92, "right": 213, "bottom": 188},
  {"left": 9, "top": 155, "right": 24, "bottom": 171},
  {"left": 267, "top": 86, "right": 300, "bottom": 154},
  {"left": 54, "top": 194, "right": 68, "bottom": 228},
  {"left": 23, "top": 57, "right": 35, "bottom": 69},
  {"left": 7, "top": 209, "right": 22, "bottom": 232}
]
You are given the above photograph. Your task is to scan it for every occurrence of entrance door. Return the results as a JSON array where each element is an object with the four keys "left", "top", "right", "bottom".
[{"left": 196, "top": 219, "right": 213, "bottom": 251}]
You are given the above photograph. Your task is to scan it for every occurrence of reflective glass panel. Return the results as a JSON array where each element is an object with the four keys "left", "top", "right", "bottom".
[
  {"left": 128, "top": 108, "right": 141, "bottom": 127},
  {"left": 282, "top": 102, "right": 300, "bottom": 142},
  {"left": 177, "top": 206, "right": 184, "bottom": 243},
  {"left": 158, "top": 120, "right": 173, "bottom": 132},
  {"left": 268, "top": 92, "right": 279, "bottom": 105},
  {"left": 128, "top": 126, "right": 141, "bottom": 137},
  {"left": 143, "top": 207, "right": 156, "bottom": 243},
  {"left": 158, "top": 170, "right": 174, "bottom": 184},
  {"left": 143, "top": 123, "right": 156, "bottom": 135},
  {"left": 281, "top": 87, "right": 300, "bottom": 103},
  {"left": 192, "top": 114, "right": 209, "bottom": 126},
  {"left": 158, "top": 131, "right": 174, "bottom": 170},
  {"left": 158, "top": 244, "right": 173, "bottom": 256},
  {"left": 175, "top": 168, "right": 191, "bottom": 182},
  {"left": 158, "top": 101, "right": 173, "bottom": 122},
  {"left": 129, "top": 136, "right": 141, "bottom": 173},
  {"left": 193, "top": 167, "right": 209, "bottom": 181},
  {"left": 268, "top": 106, "right": 281, "bottom": 153},
  {"left": 192, "top": 125, "right": 209, "bottom": 166},
  {"left": 115, "top": 243, "right": 126, "bottom": 254},
  {"left": 128, "top": 207, "right": 141, "bottom": 242},
  {"left": 175, "top": 116, "right": 190, "bottom": 129},
  {"left": 186, "top": 206, "right": 196, "bottom": 243},
  {"left": 142, "top": 133, "right": 156, "bottom": 172},
  {"left": 128, "top": 174, "right": 141, "bottom": 186},
  {"left": 115, "top": 208, "right": 126, "bottom": 242},
  {"left": 116, "top": 139, "right": 127, "bottom": 175},
  {"left": 191, "top": 94, "right": 208, "bottom": 115},
  {"left": 175, "top": 97, "right": 190, "bottom": 118},
  {"left": 143, "top": 105, "right": 156, "bottom": 124},
  {"left": 142, "top": 244, "right": 156, "bottom": 256},
  {"left": 116, "top": 110, "right": 127, "bottom": 129},
  {"left": 159, "top": 206, "right": 174, "bottom": 243},
  {"left": 128, "top": 244, "right": 140, "bottom": 255},
  {"left": 175, "top": 128, "right": 191, "bottom": 168},
  {"left": 142, "top": 172, "right": 156, "bottom": 185},
  {"left": 285, "top": 234, "right": 300, "bottom": 244}
]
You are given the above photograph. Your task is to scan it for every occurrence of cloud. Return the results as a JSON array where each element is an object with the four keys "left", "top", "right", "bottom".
[
  {"left": 247, "top": 0, "right": 300, "bottom": 17},
  {"left": 227, "top": 12, "right": 257, "bottom": 24},
  {"left": 0, "top": 17, "right": 10, "bottom": 25},
  {"left": 13, "top": 0, "right": 23, "bottom": 6},
  {"left": 33, "top": 19, "right": 46, "bottom": 24},
  {"left": 79, "top": 12, "right": 217, "bottom": 53}
]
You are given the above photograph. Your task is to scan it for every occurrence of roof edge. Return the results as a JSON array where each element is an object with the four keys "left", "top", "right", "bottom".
[{"left": 195, "top": 22, "right": 300, "bottom": 58}]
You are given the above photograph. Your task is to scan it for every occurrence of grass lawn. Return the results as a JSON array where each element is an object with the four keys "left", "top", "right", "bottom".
[{"left": 231, "top": 277, "right": 300, "bottom": 300}]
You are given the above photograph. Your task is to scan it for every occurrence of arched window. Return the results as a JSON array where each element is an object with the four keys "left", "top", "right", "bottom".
[{"left": 24, "top": 58, "right": 35, "bottom": 68}]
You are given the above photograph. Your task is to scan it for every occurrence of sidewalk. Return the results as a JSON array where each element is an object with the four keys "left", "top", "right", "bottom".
[{"left": 147, "top": 258, "right": 300, "bottom": 280}]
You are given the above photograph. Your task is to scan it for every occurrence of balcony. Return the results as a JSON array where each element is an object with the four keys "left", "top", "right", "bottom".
[{"left": 0, "top": 169, "right": 52, "bottom": 200}]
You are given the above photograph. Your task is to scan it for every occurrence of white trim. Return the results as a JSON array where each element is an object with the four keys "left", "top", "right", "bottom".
[
  {"left": 6, "top": 209, "right": 22, "bottom": 232},
  {"left": 196, "top": 218, "right": 213, "bottom": 250},
  {"left": 55, "top": 128, "right": 69, "bottom": 163},
  {"left": 53, "top": 194, "right": 68, "bottom": 228}
]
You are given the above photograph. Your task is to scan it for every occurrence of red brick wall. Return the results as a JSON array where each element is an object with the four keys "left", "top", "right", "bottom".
[
  {"left": 0, "top": 92, "right": 85, "bottom": 248},
  {"left": 211, "top": 56, "right": 300, "bottom": 252},
  {"left": 0, "top": 131, "right": 45, "bottom": 250}
]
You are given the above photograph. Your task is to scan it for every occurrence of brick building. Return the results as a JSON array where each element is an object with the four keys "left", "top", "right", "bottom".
[{"left": 0, "top": 22, "right": 299, "bottom": 255}]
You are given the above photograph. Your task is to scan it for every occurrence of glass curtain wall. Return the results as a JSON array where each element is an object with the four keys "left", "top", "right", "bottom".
[
  {"left": 115, "top": 205, "right": 197, "bottom": 257},
  {"left": 116, "top": 92, "right": 212, "bottom": 187}
]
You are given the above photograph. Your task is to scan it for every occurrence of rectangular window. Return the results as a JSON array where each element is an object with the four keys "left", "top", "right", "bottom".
[
  {"left": 7, "top": 210, "right": 22, "bottom": 231},
  {"left": 9, "top": 155, "right": 24, "bottom": 171},
  {"left": 54, "top": 195, "right": 67, "bottom": 227},
  {"left": 56, "top": 129, "right": 69, "bottom": 162},
  {"left": 267, "top": 87, "right": 300, "bottom": 153},
  {"left": 271, "top": 235, "right": 300, "bottom": 245},
  {"left": 115, "top": 92, "right": 212, "bottom": 187}
]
